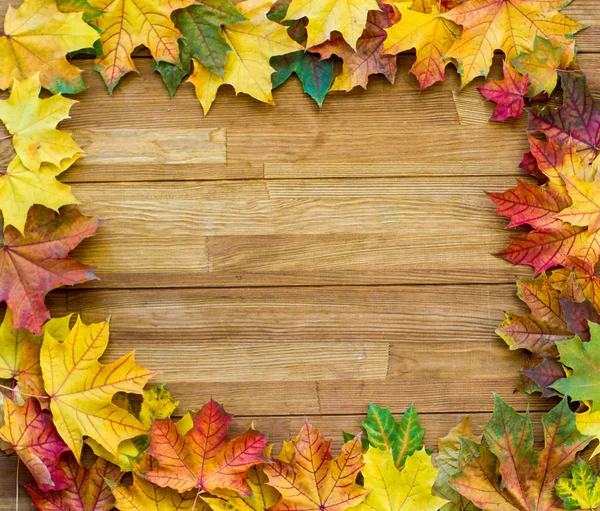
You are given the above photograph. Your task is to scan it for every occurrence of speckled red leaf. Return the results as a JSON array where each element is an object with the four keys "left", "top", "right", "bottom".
[
  {"left": 497, "top": 274, "right": 574, "bottom": 395},
  {"left": 0, "top": 206, "right": 100, "bottom": 334},
  {"left": 25, "top": 453, "right": 121, "bottom": 511},
  {"left": 529, "top": 72, "right": 600, "bottom": 163},
  {"left": 478, "top": 62, "right": 528, "bottom": 121},
  {"left": 452, "top": 397, "right": 591, "bottom": 511},
  {"left": 488, "top": 179, "right": 569, "bottom": 231},
  {"left": 0, "top": 398, "right": 69, "bottom": 492},
  {"left": 144, "top": 399, "right": 268, "bottom": 493},
  {"left": 264, "top": 421, "right": 367, "bottom": 511},
  {"left": 309, "top": 1, "right": 398, "bottom": 91}
]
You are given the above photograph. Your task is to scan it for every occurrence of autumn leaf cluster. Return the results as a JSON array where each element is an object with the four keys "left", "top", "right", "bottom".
[{"left": 2, "top": 0, "right": 600, "bottom": 509}]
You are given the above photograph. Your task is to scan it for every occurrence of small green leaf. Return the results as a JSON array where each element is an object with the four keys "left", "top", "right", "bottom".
[
  {"left": 362, "top": 403, "right": 425, "bottom": 468},
  {"left": 271, "top": 52, "right": 334, "bottom": 106},
  {"left": 556, "top": 460, "right": 600, "bottom": 510}
]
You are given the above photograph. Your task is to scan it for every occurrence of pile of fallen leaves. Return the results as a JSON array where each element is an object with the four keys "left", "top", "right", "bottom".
[{"left": 2, "top": 0, "right": 600, "bottom": 509}]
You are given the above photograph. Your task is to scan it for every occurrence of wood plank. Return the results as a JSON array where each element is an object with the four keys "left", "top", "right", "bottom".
[
  {"left": 62, "top": 285, "right": 526, "bottom": 345},
  {"left": 111, "top": 342, "right": 541, "bottom": 415},
  {"left": 0, "top": 411, "right": 553, "bottom": 511},
  {"left": 76, "top": 127, "right": 227, "bottom": 165},
  {"left": 64, "top": 177, "right": 529, "bottom": 287},
  {"left": 46, "top": 285, "right": 541, "bottom": 416}
]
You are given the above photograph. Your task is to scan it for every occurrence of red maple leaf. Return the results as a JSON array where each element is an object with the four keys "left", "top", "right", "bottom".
[
  {"left": 478, "top": 62, "right": 529, "bottom": 121},
  {"left": 0, "top": 206, "right": 100, "bottom": 334}
]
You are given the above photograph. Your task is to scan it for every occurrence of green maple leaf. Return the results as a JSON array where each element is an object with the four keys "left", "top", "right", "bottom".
[
  {"left": 155, "top": 0, "right": 246, "bottom": 96},
  {"left": 553, "top": 322, "right": 600, "bottom": 409},
  {"left": 362, "top": 403, "right": 425, "bottom": 469},
  {"left": 268, "top": 1, "right": 334, "bottom": 106}
]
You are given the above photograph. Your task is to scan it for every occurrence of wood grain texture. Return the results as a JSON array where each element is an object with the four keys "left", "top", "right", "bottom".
[{"left": 1, "top": 0, "right": 599, "bottom": 508}]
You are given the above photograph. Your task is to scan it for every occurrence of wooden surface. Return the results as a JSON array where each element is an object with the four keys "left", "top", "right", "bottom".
[{"left": 1, "top": 1, "right": 600, "bottom": 507}]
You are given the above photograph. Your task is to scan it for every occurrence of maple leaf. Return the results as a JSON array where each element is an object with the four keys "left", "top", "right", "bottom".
[
  {"left": 555, "top": 167, "right": 600, "bottom": 233},
  {"left": 432, "top": 417, "right": 480, "bottom": 511},
  {"left": 89, "top": 0, "right": 196, "bottom": 92},
  {"left": 498, "top": 225, "right": 599, "bottom": 275},
  {"left": 550, "top": 262, "right": 600, "bottom": 315},
  {"left": 478, "top": 62, "right": 528, "bottom": 122},
  {"left": 382, "top": 2, "right": 460, "bottom": 90},
  {"left": 553, "top": 322, "right": 600, "bottom": 408},
  {"left": 188, "top": 0, "right": 303, "bottom": 114},
  {"left": 573, "top": 408, "right": 600, "bottom": 458},
  {"left": 271, "top": 51, "right": 335, "bottom": 105},
  {"left": 487, "top": 179, "right": 570, "bottom": 231},
  {"left": 529, "top": 72, "right": 600, "bottom": 163},
  {"left": 203, "top": 447, "right": 279, "bottom": 511},
  {"left": 264, "top": 421, "right": 367, "bottom": 511},
  {"left": 353, "top": 446, "right": 448, "bottom": 511},
  {"left": 0, "top": 206, "right": 100, "bottom": 334},
  {"left": 519, "top": 150, "right": 549, "bottom": 184},
  {"left": 0, "top": 310, "right": 71, "bottom": 403},
  {"left": 513, "top": 36, "right": 575, "bottom": 97},
  {"left": 143, "top": 399, "right": 268, "bottom": 493},
  {"left": 310, "top": 1, "right": 398, "bottom": 92},
  {"left": 496, "top": 274, "right": 573, "bottom": 396},
  {"left": 0, "top": 0, "right": 99, "bottom": 94},
  {"left": 41, "top": 315, "right": 155, "bottom": 460},
  {"left": 0, "top": 75, "right": 83, "bottom": 173},
  {"left": 154, "top": 0, "right": 247, "bottom": 96},
  {"left": 0, "top": 156, "right": 78, "bottom": 234},
  {"left": 87, "top": 383, "right": 180, "bottom": 471},
  {"left": 452, "top": 396, "right": 591, "bottom": 511},
  {"left": 0, "top": 397, "right": 70, "bottom": 491},
  {"left": 442, "top": 0, "right": 581, "bottom": 87},
  {"left": 56, "top": 0, "right": 104, "bottom": 22},
  {"left": 283, "top": 0, "right": 380, "bottom": 50},
  {"left": 555, "top": 460, "right": 600, "bottom": 510},
  {"left": 361, "top": 403, "right": 425, "bottom": 469},
  {"left": 268, "top": 4, "right": 335, "bottom": 106},
  {"left": 110, "top": 475, "right": 200, "bottom": 511},
  {"left": 25, "top": 452, "right": 122, "bottom": 511}
]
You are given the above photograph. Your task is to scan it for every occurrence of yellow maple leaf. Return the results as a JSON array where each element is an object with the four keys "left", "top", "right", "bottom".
[
  {"left": 0, "top": 0, "right": 99, "bottom": 94},
  {"left": 383, "top": 2, "right": 460, "bottom": 90},
  {"left": 110, "top": 475, "right": 201, "bottom": 510},
  {"left": 575, "top": 407, "right": 600, "bottom": 458},
  {"left": 285, "top": 0, "right": 380, "bottom": 49},
  {"left": 355, "top": 447, "right": 448, "bottom": 511},
  {"left": 443, "top": 0, "right": 582, "bottom": 87},
  {"left": 0, "top": 75, "right": 83, "bottom": 172},
  {"left": 0, "top": 310, "right": 70, "bottom": 381},
  {"left": 0, "top": 156, "right": 78, "bottom": 233},
  {"left": 89, "top": 0, "right": 197, "bottom": 92},
  {"left": 86, "top": 384, "right": 180, "bottom": 471},
  {"left": 188, "top": 0, "right": 302, "bottom": 114},
  {"left": 40, "top": 316, "right": 155, "bottom": 461},
  {"left": 556, "top": 168, "right": 600, "bottom": 233}
]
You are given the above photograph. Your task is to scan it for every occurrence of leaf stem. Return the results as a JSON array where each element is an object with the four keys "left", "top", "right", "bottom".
[
  {"left": 0, "top": 134, "right": 13, "bottom": 142},
  {"left": 0, "top": 383, "right": 49, "bottom": 400},
  {"left": 192, "top": 489, "right": 202, "bottom": 511}
]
